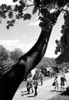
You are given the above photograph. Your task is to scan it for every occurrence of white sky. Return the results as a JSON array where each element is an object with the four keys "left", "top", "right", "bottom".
[
  {"left": 0, "top": 0, "right": 19, "bottom": 5},
  {"left": 0, "top": 0, "right": 64, "bottom": 58}
]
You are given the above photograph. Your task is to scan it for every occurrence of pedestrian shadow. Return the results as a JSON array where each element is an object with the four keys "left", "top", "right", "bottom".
[
  {"left": 21, "top": 92, "right": 31, "bottom": 96},
  {"left": 50, "top": 90, "right": 56, "bottom": 92},
  {"left": 23, "top": 90, "right": 27, "bottom": 92},
  {"left": 60, "top": 90, "right": 69, "bottom": 96},
  {"left": 60, "top": 86, "right": 69, "bottom": 96},
  {"left": 21, "top": 90, "right": 27, "bottom": 93},
  {"left": 38, "top": 84, "right": 42, "bottom": 86},
  {"left": 50, "top": 90, "right": 62, "bottom": 92},
  {"left": 21, "top": 90, "right": 28, "bottom": 96},
  {"left": 24, "top": 92, "right": 34, "bottom": 95},
  {"left": 27, "top": 95, "right": 34, "bottom": 98}
]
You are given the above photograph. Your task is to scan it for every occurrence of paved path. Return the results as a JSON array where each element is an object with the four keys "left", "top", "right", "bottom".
[{"left": 13, "top": 73, "right": 69, "bottom": 100}]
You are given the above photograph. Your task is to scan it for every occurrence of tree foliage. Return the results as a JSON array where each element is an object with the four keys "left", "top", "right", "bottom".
[
  {"left": 0, "top": 45, "right": 14, "bottom": 74},
  {"left": 0, "top": 0, "right": 68, "bottom": 30},
  {"left": 10, "top": 48, "right": 23, "bottom": 62},
  {"left": 36, "top": 57, "right": 56, "bottom": 69},
  {"left": 55, "top": 7, "right": 69, "bottom": 55},
  {"left": 0, "top": 45, "right": 23, "bottom": 74}
]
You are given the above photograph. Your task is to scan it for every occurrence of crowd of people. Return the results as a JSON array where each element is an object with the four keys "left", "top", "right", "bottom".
[
  {"left": 26, "top": 70, "right": 43, "bottom": 96},
  {"left": 24, "top": 70, "right": 68, "bottom": 97}
]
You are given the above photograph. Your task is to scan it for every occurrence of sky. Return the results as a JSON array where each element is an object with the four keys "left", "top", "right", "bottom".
[{"left": 0, "top": 0, "right": 64, "bottom": 58}]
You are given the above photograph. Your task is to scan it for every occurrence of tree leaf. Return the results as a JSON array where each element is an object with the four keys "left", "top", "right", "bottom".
[
  {"left": 55, "top": 40, "right": 59, "bottom": 44},
  {"left": 67, "top": 2, "right": 69, "bottom": 7},
  {"left": 8, "top": 12, "right": 13, "bottom": 19},
  {"left": 13, "top": 0, "right": 18, "bottom": 2},
  {"left": 23, "top": 13, "right": 31, "bottom": 20},
  {"left": 6, "top": 25, "right": 10, "bottom": 30},
  {"left": 7, "top": 5, "right": 12, "bottom": 10},
  {"left": 55, "top": 50, "right": 57, "bottom": 54},
  {"left": 0, "top": 11, "right": 6, "bottom": 18},
  {"left": 32, "top": 7, "right": 38, "bottom": 14},
  {"left": 19, "top": 0, "right": 25, "bottom": 7}
]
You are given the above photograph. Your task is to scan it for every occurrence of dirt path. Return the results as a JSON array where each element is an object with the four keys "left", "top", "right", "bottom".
[{"left": 13, "top": 73, "right": 69, "bottom": 100}]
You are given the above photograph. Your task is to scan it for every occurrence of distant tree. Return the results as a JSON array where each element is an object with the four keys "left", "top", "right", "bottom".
[
  {"left": 0, "top": 46, "right": 23, "bottom": 74},
  {"left": 36, "top": 57, "right": 56, "bottom": 69},
  {"left": 0, "top": 45, "right": 10, "bottom": 61},
  {"left": 10, "top": 48, "right": 23, "bottom": 62},
  {"left": 58, "top": 62, "right": 67, "bottom": 71},
  {"left": 0, "top": 57, "right": 14, "bottom": 74},
  {"left": 0, "top": 45, "right": 14, "bottom": 74}
]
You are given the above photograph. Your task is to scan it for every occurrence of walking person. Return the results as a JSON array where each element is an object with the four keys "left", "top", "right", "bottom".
[
  {"left": 33, "top": 79, "right": 38, "bottom": 96},
  {"left": 33, "top": 70, "right": 39, "bottom": 80},
  {"left": 60, "top": 74, "right": 67, "bottom": 91},
  {"left": 26, "top": 76, "right": 31, "bottom": 94},
  {"left": 52, "top": 75, "right": 59, "bottom": 91},
  {"left": 29, "top": 76, "right": 34, "bottom": 93},
  {"left": 39, "top": 72, "right": 43, "bottom": 85}
]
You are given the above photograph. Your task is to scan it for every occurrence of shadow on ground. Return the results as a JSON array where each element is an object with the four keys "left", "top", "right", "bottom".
[
  {"left": 50, "top": 90, "right": 62, "bottom": 92},
  {"left": 27, "top": 95, "right": 34, "bottom": 98},
  {"left": 61, "top": 87, "right": 69, "bottom": 96},
  {"left": 48, "top": 87, "right": 69, "bottom": 100}
]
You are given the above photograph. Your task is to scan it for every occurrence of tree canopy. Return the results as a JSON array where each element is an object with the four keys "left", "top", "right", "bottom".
[
  {"left": 0, "top": 45, "right": 23, "bottom": 74},
  {"left": 0, "top": 0, "right": 68, "bottom": 29}
]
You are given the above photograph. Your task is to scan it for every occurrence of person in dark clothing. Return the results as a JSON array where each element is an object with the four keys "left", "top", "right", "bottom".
[
  {"left": 33, "top": 79, "right": 38, "bottom": 96},
  {"left": 26, "top": 76, "right": 31, "bottom": 94},
  {"left": 33, "top": 70, "right": 39, "bottom": 80},
  {"left": 60, "top": 75, "right": 67, "bottom": 91}
]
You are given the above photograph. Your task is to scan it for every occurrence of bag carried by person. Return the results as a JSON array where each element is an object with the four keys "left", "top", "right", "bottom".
[{"left": 52, "top": 82, "right": 55, "bottom": 86}]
